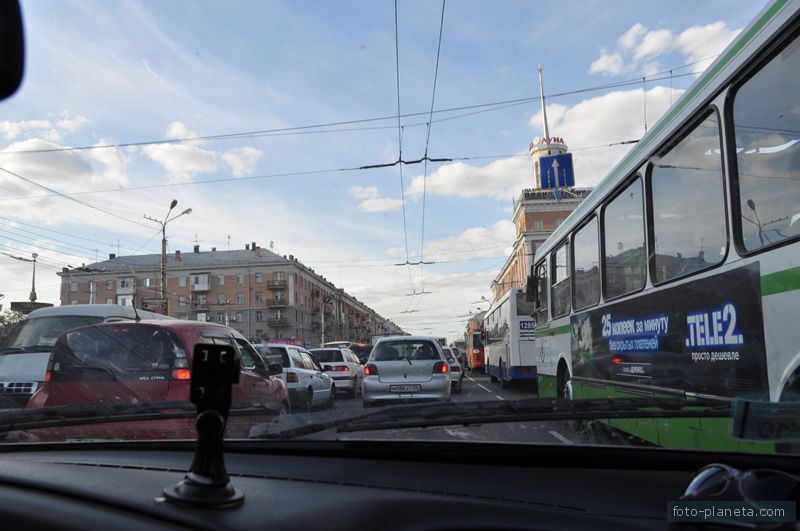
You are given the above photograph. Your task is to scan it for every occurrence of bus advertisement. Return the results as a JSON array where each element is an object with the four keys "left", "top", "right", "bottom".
[
  {"left": 465, "top": 315, "right": 485, "bottom": 372},
  {"left": 483, "top": 288, "right": 538, "bottom": 388}
]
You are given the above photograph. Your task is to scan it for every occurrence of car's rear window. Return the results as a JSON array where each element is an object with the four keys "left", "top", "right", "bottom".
[
  {"left": 373, "top": 340, "right": 440, "bottom": 362},
  {"left": 54, "top": 325, "right": 186, "bottom": 372},
  {"left": 255, "top": 345, "right": 290, "bottom": 368},
  {"left": 310, "top": 349, "right": 344, "bottom": 363},
  {"left": 1, "top": 315, "right": 105, "bottom": 349}
]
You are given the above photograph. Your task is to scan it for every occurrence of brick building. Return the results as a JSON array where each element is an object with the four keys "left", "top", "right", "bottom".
[{"left": 58, "top": 242, "right": 403, "bottom": 346}]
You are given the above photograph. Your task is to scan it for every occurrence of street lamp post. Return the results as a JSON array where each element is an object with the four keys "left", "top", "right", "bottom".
[
  {"left": 1, "top": 252, "right": 38, "bottom": 302},
  {"left": 145, "top": 200, "right": 192, "bottom": 303}
]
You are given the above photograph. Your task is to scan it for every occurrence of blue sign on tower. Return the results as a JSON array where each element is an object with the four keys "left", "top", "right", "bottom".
[{"left": 539, "top": 153, "right": 575, "bottom": 189}]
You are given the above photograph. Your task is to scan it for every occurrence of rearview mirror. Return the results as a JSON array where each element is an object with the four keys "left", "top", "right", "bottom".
[
  {"left": 0, "top": 1, "right": 24, "bottom": 102},
  {"left": 266, "top": 363, "right": 283, "bottom": 376}
]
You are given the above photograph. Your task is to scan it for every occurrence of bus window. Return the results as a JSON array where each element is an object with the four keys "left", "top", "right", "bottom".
[
  {"left": 534, "top": 261, "right": 548, "bottom": 324},
  {"left": 732, "top": 34, "right": 800, "bottom": 252},
  {"left": 551, "top": 242, "right": 570, "bottom": 318},
  {"left": 516, "top": 291, "right": 535, "bottom": 316},
  {"left": 603, "top": 176, "right": 646, "bottom": 299},
  {"left": 572, "top": 216, "right": 600, "bottom": 310},
  {"left": 650, "top": 112, "right": 726, "bottom": 283}
]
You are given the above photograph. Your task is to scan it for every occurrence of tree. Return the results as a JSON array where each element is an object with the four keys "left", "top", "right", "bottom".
[{"left": 0, "top": 310, "right": 23, "bottom": 339}]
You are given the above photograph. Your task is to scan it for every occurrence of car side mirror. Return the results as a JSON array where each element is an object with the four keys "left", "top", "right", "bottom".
[
  {"left": 266, "top": 363, "right": 283, "bottom": 376},
  {"left": 322, "top": 364, "right": 332, "bottom": 372},
  {"left": 0, "top": 1, "right": 24, "bottom": 102}
]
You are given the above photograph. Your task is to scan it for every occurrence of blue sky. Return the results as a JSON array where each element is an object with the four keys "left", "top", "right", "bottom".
[{"left": 0, "top": 0, "right": 767, "bottom": 339}]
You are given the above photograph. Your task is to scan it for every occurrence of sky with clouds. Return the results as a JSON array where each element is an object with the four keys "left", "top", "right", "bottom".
[{"left": 0, "top": 0, "right": 767, "bottom": 340}]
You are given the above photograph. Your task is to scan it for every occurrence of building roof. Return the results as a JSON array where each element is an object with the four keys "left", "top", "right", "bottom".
[{"left": 64, "top": 248, "right": 287, "bottom": 274}]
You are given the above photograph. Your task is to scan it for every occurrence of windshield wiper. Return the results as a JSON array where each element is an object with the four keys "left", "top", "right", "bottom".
[
  {"left": 0, "top": 345, "right": 55, "bottom": 354},
  {"left": 0, "top": 401, "right": 280, "bottom": 434},
  {"left": 251, "top": 397, "right": 732, "bottom": 440}
]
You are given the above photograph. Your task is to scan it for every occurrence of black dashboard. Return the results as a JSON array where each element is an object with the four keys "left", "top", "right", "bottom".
[{"left": 0, "top": 440, "right": 793, "bottom": 530}]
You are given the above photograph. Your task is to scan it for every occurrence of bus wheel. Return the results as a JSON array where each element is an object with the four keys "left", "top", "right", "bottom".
[
  {"left": 557, "top": 363, "right": 571, "bottom": 399},
  {"left": 500, "top": 360, "right": 510, "bottom": 389},
  {"left": 489, "top": 369, "right": 498, "bottom": 383}
]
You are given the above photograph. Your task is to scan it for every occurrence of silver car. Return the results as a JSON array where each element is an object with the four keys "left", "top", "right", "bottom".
[
  {"left": 362, "top": 336, "right": 451, "bottom": 408},
  {"left": 442, "top": 347, "right": 464, "bottom": 393}
]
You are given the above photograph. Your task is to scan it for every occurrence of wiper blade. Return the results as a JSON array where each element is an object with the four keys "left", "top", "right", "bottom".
[
  {"left": 0, "top": 401, "right": 279, "bottom": 434},
  {"left": 0, "top": 345, "right": 54, "bottom": 354},
  {"left": 251, "top": 397, "right": 731, "bottom": 440},
  {"left": 337, "top": 397, "right": 731, "bottom": 434}
]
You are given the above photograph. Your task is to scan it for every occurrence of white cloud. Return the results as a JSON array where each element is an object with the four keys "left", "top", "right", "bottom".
[
  {"left": 87, "top": 141, "right": 129, "bottom": 186},
  {"left": 141, "top": 122, "right": 216, "bottom": 182},
  {"left": 164, "top": 121, "right": 198, "bottom": 140},
  {"left": 0, "top": 113, "right": 89, "bottom": 143},
  {"left": 618, "top": 23, "right": 646, "bottom": 50},
  {"left": 589, "top": 50, "right": 624, "bottom": 76},
  {"left": 348, "top": 186, "right": 404, "bottom": 213},
  {"left": 222, "top": 146, "right": 263, "bottom": 177},
  {"left": 633, "top": 29, "right": 674, "bottom": 60},
  {"left": 589, "top": 21, "right": 740, "bottom": 78},
  {"left": 527, "top": 86, "right": 685, "bottom": 187},
  {"left": 55, "top": 114, "right": 89, "bottom": 132},
  {"left": 420, "top": 220, "right": 516, "bottom": 260},
  {"left": 406, "top": 157, "right": 533, "bottom": 201}
]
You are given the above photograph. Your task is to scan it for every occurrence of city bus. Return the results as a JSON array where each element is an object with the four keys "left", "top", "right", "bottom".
[
  {"left": 464, "top": 315, "right": 485, "bottom": 372},
  {"left": 483, "top": 287, "right": 538, "bottom": 388},
  {"left": 527, "top": 0, "right": 800, "bottom": 453}
]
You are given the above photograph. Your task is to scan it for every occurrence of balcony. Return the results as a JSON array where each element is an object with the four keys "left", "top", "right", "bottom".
[
  {"left": 267, "top": 300, "right": 287, "bottom": 308},
  {"left": 267, "top": 317, "right": 289, "bottom": 327},
  {"left": 189, "top": 283, "right": 209, "bottom": 292},
  {"left": 267, "top": 280, "right": 286, "bottom": 289}
]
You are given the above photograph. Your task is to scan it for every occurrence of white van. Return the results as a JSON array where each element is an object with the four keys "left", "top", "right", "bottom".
[{"left": 0, "top": 304, "right": 171, "bottom": 409}]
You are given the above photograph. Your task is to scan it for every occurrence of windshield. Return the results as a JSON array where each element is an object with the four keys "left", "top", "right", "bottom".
[
  {"left": 0, "top": 0, "right": 796, "bottom": 460},
  {"left": 310, "top": 349, "right": 344, "bottom": 363},
  {"left": 1, "top": 316, "right": 104, "bottom": 349}
]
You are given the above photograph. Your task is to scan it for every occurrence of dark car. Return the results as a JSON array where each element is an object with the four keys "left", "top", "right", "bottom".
[{"left": 26, "top": 320, "right": 290, "bottom": 440}]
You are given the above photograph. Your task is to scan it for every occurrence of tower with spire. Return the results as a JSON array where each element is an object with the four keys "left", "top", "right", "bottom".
[{"left": 529, "top": 64, "right": 568, "bottom": 189}]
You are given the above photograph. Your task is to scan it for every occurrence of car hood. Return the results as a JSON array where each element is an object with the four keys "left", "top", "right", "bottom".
[{"left": 0, "top": 351, "right": 51, "bottom": 382}]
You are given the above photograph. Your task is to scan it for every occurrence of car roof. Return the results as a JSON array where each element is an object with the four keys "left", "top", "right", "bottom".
[
  {"left": 82, "top": 319, "right": 247, "bottom": 339},
  {"left": 374, "top": 335, "right": 439, "bottom": 343},
  {"left": 25, "top": 304, "right": 172, "bottom": 320}
]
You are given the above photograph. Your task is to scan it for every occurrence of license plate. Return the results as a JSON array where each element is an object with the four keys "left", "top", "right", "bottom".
[{"left": 390, "top": 384, "right": 421, "bottom": 393}]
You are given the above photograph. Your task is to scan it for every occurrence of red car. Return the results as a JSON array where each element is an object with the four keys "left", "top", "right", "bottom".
[{"left": 25, "top": 320, "right": 290, "bottom": 441}]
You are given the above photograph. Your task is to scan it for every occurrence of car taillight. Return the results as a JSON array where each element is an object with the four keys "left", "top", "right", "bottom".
[
  {"left": 333, "top": 365, "right": 349, "bottom": 372},
  {"left": 172, "top": 369, "right": 191, "bottom": 380},
  {"left": 44, "top": 371, "right": 51, "bottom": 382},
  {"left": 472, "top": 349, "right": 479, "bottom": 354},
  {"left": 364, "top": 363, "right": 378, "bottom": 376},
  {"left": 433, "top": 361, "right": 448, "bottom": 374},
  {"left": 287, "top": 372, "right": 299, "bottom": 383}
]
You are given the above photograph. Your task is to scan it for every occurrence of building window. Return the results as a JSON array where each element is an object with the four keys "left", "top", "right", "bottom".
[
  {"left": 275, "top": 291, "right": 283, "bottom": 302},
  {"left": 216, "top": 313, "right": 224, "bottom": 323},
  {"left": 236, "top": 274, "right": 244, "bottom": 284},
  {"left": 117, "top": 294, "right": 133, "bottom": 307},
  {"left": 235, "top": 312, "right": 243, "bottom": 322},
  {"left": 196, "top": 312, "right": 207, "bottom": 322},
  {"left": 275, "top": 271, "right": 284, "bottom": 281},
  {"left": 105, "top": 298, "right": 113, "bottom": 304},
  {"left": 256, "top": 311, "right": 263, "bottom": 321},
  {"left": 68, "top": 280, "right": 78, "bottom": 292},
  {"left": 255, "top": 292, "right": 263, "bottom": 302},
  {"left": 235, "top": 292, "right": 244, "bottom": 304},
  {"left": 179, "top": 276, "right": 187, "bottom": 288},
  {"left": 274, "top": 310, "right": 283, "bottom": 320},
  {"left": 142, "top": 278, "right": 151, "bottom": 288},
  {"left": 215, "top": 293, "right": 224, "bottom": 304},
  {"left": 217, "top": 275, "right": 225, "bottom": 285},
  {"left": 196, "top": 294, "right": 207, "bottom": 305},
  {"left": 179, "top": 296, "right": 186, "bottom": 306},
  {"left": 119, "top": 277, "right": 133, "bottom": 289},
  {"left": 534, "top": 219, "right": 544, "bottom": 231},
  {"left": 255, "top": 273, "right": 263, "bottom": 283},
  {"left": 105, "top": 280, "right": 113, "bottom": 290}
]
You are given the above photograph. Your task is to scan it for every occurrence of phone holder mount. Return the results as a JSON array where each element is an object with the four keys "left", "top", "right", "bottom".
[{"left": 164, "top": 343, "right": 244, "bottom": 508}]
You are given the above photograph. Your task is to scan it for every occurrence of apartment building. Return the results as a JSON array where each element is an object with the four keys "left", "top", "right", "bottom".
[{"left": 58, "top": 242, "right": 403, "bottom": 346}]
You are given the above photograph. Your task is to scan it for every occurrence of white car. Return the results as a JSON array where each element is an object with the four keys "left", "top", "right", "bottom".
[
  {"left": 254, "top": 343, "right": 336, "bottom": 412},
  {"left": 309, "top": 347, "right": 364, "bottom": 398},
  {"left": 362, "top": 336, "right": 451, "bottom": 408},
  {"left": 442, "top": 347, "right": 464, "bottom": 393}
]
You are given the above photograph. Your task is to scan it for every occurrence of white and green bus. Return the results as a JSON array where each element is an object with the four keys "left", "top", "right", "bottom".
[
  {"left": 483, "top": 288, "right": 538, "bottom": 388},
  {"left": 527, "top": 0, "right": 800, "bottom": 452}
]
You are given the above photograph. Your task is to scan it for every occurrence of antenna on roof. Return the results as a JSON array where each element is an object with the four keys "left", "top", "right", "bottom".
[
  {"left": 227, "top": 234, "right": 231, "bottom": 251},
  {"left": 132, "top": 294, "right": 141, "bottom": 322}
]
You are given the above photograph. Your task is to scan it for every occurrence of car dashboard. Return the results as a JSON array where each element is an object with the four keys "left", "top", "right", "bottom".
[{"left": 0, "top": 439, "right": 792, "bottom": 530}]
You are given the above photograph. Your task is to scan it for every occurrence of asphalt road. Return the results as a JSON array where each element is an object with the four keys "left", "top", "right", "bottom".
[{"left": 304, "top": 369, "right": 615, "bottom": 446}]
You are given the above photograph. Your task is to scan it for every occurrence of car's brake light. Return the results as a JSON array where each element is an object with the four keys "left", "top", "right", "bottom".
[
  {"left": 364, "top": 363, "right": 378, "bottom": 376},
  {"left": 472, "top": 349, "right": 479, "bottom": 354},
  {"left": 287, "top": 371, "right": 299, "bottom": 383},
  {"left": 433, "top": 361, "right": 448, "bottom": 374},
  {"left": 172, "top": 368, "right": 191, "bottom": 380},
  {"left": 44, "top": 371, "right": 51, "bottom": 382},
  {"left": 332, "top": 365, "right": 349, "bottom": 372}
]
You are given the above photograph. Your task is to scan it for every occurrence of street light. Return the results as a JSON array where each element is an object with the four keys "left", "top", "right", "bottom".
[
  {"left": 1, "top": 252, "right": 37, "bottom": 302},
  {"left": 144, "top": 199, "right": 193, "bottom": 301}
]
